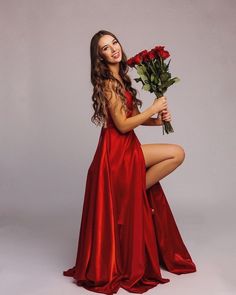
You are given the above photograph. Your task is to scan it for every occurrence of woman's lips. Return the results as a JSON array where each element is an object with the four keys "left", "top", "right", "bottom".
[{"left": 112, "top": 52, "right": 120, "bottom": 59}]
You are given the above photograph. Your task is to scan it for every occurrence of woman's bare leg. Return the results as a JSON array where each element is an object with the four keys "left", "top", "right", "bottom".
[{"left": 140, "top": 143, "right": 185, "bottom": 190}]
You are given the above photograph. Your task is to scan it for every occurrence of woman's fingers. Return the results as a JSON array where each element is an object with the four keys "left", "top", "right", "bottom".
[{"left": 162, "top": 109, "right": 172, "bottom": 121}]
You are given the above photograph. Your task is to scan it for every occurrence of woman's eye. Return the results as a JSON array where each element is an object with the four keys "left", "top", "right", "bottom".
[{"left": 103, "top": 41, "right": 118, "bottom": 51}]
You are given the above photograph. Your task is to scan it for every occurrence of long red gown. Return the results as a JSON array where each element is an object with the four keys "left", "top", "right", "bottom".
[{"left": 63, "top": 89, "right": 197, "bottom": 294}]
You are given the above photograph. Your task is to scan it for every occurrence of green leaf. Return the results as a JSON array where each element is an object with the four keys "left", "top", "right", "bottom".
[
  {"left": 140, "top": 64, "right": 147, "bottom": 71},
  {"left": 136, "top": 65, "right": 144, "bottom": 75},
  {"left": 172, "top": 77, "right": 181, "bottom": 83},
  {"left": 140, "top": 74, "right": 148, "bottom": 81},
  {"left": 166, "top": 79, "right": 175, "bottom": 87},
  {"left": 158, "top": 79, "right": 162, "bottom": 86},
  {"left": 164, "top": 77, "right": 180, "bottom": 87},
  {"left": 166, "top": 59, "right": 171, "bottom": 69},
  {"left": 152, "top": 84, "right": 157, "bottom": 91},
  {"left": 160, "top": 72, "right": 171, "bottom": 82},
  {"left": 143, "top": 84, "right": 151, "bottom": 91}
]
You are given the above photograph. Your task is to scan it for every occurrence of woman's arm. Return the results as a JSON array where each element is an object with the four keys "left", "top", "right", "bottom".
[
  {"left": 132, "top": 104, "right": 164, "bottom": 126},
  {"left": 104, "top": 81, "right": 157, "bottom": 133}
]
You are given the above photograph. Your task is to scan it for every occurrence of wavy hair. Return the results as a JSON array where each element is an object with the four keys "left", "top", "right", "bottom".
[{"left": 90, "top": 30, "right": 142, "bottom": 126}]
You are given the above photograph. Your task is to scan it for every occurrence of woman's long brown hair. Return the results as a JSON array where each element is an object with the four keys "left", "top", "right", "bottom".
[{"left": 90, "top": 30, "right": 142, "bottom": 126}]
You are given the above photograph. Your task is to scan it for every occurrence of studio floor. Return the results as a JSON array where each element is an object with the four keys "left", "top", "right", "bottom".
[{"left": 0, "top": 212, "right": 235, "bottom": 295}]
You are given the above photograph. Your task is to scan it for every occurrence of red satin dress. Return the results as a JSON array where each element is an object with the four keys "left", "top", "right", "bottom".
[{"left": 63, "top": 89, "right": 197, "bottom": 294}]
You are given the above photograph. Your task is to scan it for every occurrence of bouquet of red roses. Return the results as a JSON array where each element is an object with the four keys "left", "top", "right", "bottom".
[{"left": 127, "top": 45, "right": 180, "bottom": 135}]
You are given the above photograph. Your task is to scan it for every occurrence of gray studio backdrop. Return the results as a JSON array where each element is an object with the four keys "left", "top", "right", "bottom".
[{"left": 0, "top": 0, "right": 235, "bottom": 294}]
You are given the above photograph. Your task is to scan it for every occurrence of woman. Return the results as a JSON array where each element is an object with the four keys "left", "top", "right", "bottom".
[{"left": 63, "top": 30, "right": 196, "bottom": 294}]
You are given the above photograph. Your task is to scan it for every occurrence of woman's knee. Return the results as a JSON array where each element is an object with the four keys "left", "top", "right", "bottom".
[{"left": 173, "top": 144, "right": 185, "bottom": 165}]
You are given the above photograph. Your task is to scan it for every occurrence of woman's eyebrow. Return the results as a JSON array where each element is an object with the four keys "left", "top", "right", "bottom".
[{"left": 101, "top": 38, "right": 116, "bottom": 49}]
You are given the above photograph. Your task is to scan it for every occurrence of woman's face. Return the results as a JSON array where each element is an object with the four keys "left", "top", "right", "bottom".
[{"left": 98, "top": 35, "right": 122, "bottom": 64}]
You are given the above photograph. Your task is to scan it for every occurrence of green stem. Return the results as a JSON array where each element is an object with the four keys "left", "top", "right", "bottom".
[{"left": 149, "top": 60, "right": 157, "bottom": 75}]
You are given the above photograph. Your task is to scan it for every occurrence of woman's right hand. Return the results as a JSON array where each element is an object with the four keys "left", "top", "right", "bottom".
[{"left": 151, "top": 96, "right": 168, "bottom": 113}]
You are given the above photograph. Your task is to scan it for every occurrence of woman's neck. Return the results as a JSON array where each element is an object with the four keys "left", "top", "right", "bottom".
[{"left": 108, "top": 63, "right": 120, "bottom": 76}]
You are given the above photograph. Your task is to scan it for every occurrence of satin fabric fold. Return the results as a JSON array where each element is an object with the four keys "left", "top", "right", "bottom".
[{"left": 63, "top": 90, "right": 196, "bottom": 294}]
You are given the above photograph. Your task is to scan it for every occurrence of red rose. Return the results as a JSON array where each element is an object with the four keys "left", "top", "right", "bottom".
[
  {"left": 139, "top": 49, "right": 148, "bottom": 57},
  {"left": 160, "top": 50, "right": 170, "bottom": 59},
  {"left": 147, "top": 49, "right": 157, "bottom": 60},
  {"left": 133, "top": 54, "right": 142, "bottom": 65},
  {"left": 127, "top": 57, "right": 135, "bottom": 67},
  {"left": 139, "top": 50, "right": 149, "bottom": 62},
  {"left": 154, "top": 45, "right": 165, "bottom": 51},
  {"left": 127, "top": 44, "right": 171, "bottom": 69},
  {"left": 153, "top": 45, "right": 170, "bottom": 60}
]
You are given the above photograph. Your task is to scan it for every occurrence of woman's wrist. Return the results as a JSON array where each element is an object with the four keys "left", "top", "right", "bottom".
[{"left": 155, "top": 117, "right": 164, "bottom": 126}]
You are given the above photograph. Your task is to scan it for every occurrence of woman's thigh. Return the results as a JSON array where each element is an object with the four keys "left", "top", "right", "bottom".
[{"left": 140, "top": 143, "right": 185, "bottom": 168}]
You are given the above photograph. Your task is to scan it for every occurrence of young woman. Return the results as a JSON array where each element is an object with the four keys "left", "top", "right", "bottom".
[{"left": 63, "top": 30, "right": 196, "bottom": 294}]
